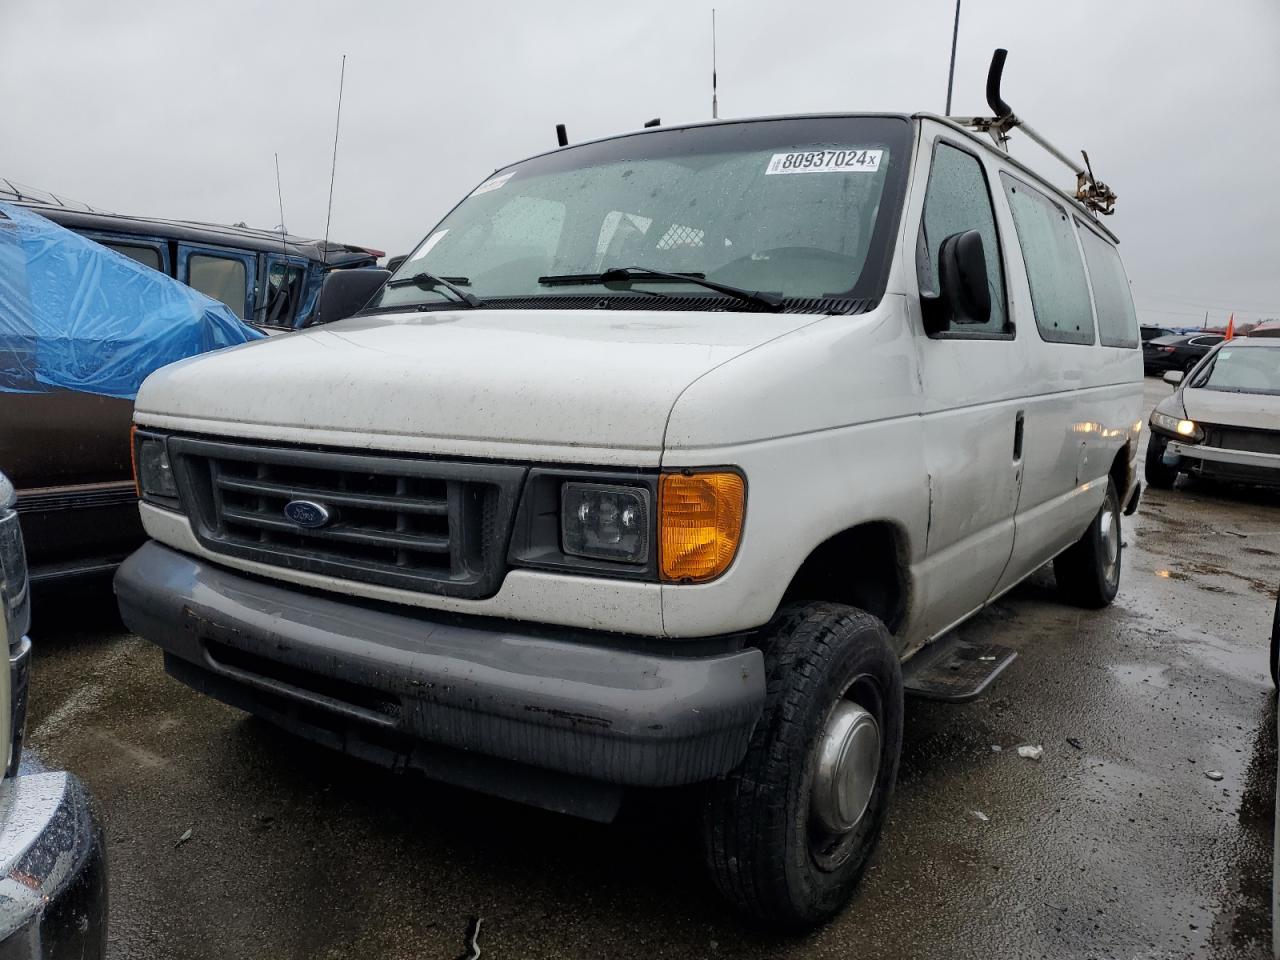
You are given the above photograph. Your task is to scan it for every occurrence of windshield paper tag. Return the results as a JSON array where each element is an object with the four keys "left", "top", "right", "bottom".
[
  {"left": 765, "top": 149, "right": 883, "bottom": 175},
  {"left": 471, "top": 172, "right": 514, "bottom": 196},
  {"left": 410, "top": 230, "right": 448, "bottom": 262}
]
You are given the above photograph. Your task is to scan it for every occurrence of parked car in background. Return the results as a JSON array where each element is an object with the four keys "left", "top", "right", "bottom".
[
  {"left": 1143, "top": 332, "right": 1225, "bottom": 375},
  {"left": 0, "top": 204, "right": 263, "bottom": 583},
  {"left": 1, "top": 182, "right": 382, "bottom": 330},
  {"left": 117, "top": 108, "right": 1143, "bottom": 928},
  {"left": 0, "top": 471, "right": 107, "bottom": 957},
  {"left": 1146, "top": 337, "right": 1280, "bottom": 489},
  {"left": 1141, "top": 324, "right": 1174, "bottom": 343},
  {"left": 0, "top": 183, "right": 384, "bottom": 583}
]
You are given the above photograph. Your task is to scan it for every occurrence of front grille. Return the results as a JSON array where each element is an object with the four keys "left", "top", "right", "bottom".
[
  {"left": 169, "top": 437, "right": 524, "bottom": 599},
  {"left": 1204, "top": 425, "right": 1280, "bottom": 456}
]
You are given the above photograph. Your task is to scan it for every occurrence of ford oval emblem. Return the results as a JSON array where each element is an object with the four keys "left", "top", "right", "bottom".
[{"left": 283, "top": 499, "right": 331, "bottom": 528}]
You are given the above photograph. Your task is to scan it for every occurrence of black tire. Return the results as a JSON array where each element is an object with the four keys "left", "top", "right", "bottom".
[
  {"left": 1269, "top": 591, "right": 1278, "bottom": 689},
  {"left": 1145, "top": 435, "right": 1178, "bottom": 489},
  {"left": 702, "top": 602, "right": 903, "bottom": 930},
  {"left": 1055, "top": 479, "right": 1122, "bottom": 608}
]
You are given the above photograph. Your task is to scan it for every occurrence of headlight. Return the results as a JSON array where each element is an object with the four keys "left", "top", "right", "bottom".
[
  {"left": 659, "top": 471, "right": 746, "bottom": 583},
  {"left": 132, "top": 430, "right": 179, "bottom": 502},
  {"left": 561, "top": 483, "right": 650, "bottom": 564},
  {"left": 0, "top": 475, "right": 31, "bottom": 645},
  {"left": 1150, "top": 411, "right": 1203, "bottom": 443}
]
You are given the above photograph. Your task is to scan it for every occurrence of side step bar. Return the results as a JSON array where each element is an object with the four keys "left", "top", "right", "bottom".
[{"left": 902, "top": 638, "right": 1018, "bottom": 703}]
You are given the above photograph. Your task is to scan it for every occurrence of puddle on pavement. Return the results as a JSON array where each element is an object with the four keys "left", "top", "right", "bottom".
[{"left": 1107, "top": 662, "right": 1172, "bottom": 690}]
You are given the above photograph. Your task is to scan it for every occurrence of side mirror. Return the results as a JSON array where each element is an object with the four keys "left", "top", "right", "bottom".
[
  {"left": 1163, "top": 370, "right": 1184, "bottom": 387},
  {"left": 937, "top": 230, "right": 991, "bottom": 326},
  {"left": 385, "top": 255, "right": 408, "bottom": 274},
  {"left": 310, "top": 268, "right": 390, "bottom": 327}
]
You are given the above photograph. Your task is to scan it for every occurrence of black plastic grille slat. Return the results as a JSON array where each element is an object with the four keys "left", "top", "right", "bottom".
[
  {"left": 214, "top": 474, "right": 449, "bottom": 515},
  {"left": 167, "top": 438, "right": 524, "bottom": 599},
  {"left": 219, "top": 506, "right": 451, "bottom": 554},
  {"left": 402, "top": 295, "right": 877, "bottom": 315}
]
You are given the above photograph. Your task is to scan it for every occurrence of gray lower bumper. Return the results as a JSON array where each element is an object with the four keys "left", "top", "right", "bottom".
[
  {"left": 1167, "top": 440, "right": 1280, "bottom": 485},
  {"left": 0, "top": 772, "right": 108, "bottom": 960},
  {"left": 115, "top": 542, "right": 765, "bottom": 800}
]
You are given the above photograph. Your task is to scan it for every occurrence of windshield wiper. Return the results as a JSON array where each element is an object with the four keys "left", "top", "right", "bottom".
[
  {"left": 538, "top": 265, "right": 784, "bottom": 311},
  {"left": 386, "top": 271, "right": 483, "bottom": 307}
]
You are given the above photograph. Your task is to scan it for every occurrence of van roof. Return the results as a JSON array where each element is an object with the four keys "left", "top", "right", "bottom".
[
  {"left": 913, "top": 113, "right": 1120, "bottom": 244},
  {"left": 491, "top": 112, "right": 1119, "bottom": 245},
  {"left": 0, "top": 179, "right": 381, "bottom": 266}
]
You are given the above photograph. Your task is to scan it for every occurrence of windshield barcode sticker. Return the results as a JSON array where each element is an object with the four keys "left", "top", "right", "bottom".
[{"left": 765, "top": 149, "right": 883, "bottom": 175}]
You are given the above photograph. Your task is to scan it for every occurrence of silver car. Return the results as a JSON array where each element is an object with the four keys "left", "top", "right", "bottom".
[
  {"left": 1146, "top": 337, "right": 1280, "bottom": 489},
  {"left": 0, "top": 472, "right": 107, "bottom": 957}
]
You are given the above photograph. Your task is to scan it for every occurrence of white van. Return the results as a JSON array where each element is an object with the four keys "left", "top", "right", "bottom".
[{"left": 116, "top": 103, "right": 1142, "bottom": 926}]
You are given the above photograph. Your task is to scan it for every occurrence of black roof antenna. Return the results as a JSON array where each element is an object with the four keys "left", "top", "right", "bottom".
[
  {"left": 954, "top": 48, "right": 1117, "bottom": 216},
  {"left": 556, "top": 124, "right": 569, "bottom": 147},
  {"left": 643, "top": 118, "right": 660, "bottom": 128}
]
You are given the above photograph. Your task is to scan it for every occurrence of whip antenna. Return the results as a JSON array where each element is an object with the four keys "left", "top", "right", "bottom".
[
  {"left": 322, "top": 54, "right": 346, "bottom": 257},
  {"left": 274, "top": 152, "right": 286, "bottom": 253},
  {"left": 711, "top": 9, "right": 718, "bottom": 119}
]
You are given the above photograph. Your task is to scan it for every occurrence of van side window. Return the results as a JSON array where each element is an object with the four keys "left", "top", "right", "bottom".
[
  {"left": 917, "top": 142, "right": 1007, "bottom": 335},
  {"left": 1000, "top": 174, "right": 1095, "bottom": 345},
  {"left": 103, "top": 242, "right": 162, "bottom": 272},
  {"left": 188, "top": 254, "right": 248, "bottom": 318},
  {"left": 1076, "top": 224, "right": 1138, "bottom": 348}
]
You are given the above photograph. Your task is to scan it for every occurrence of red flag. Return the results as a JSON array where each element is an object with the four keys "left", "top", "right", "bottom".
[{"left": 1225, "top": 313, "right": 1235, "bottom": 340}]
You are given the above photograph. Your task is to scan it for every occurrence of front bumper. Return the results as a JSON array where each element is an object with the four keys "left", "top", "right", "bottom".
[
  {"left": 115, "top": 542, "right": 766, "bottom": 814},
  {"left": 0, "top": 772, "right": 108, "bottom": 960},
  {"left": 1167, "top": 440, "right": 1280, "bottom": 484}
]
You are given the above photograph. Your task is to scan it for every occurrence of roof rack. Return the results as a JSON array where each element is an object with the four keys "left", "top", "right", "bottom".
[{"left": 951, "top": 49, "right": 1117, "bottom": 217}]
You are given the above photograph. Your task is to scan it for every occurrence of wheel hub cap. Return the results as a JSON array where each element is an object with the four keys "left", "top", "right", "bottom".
[
  {"left": 810, "top": 701, "right": 881, "bottom": 835},
  {"left": 1100, "top": 501, "right": 1119, "bottom": 581}
]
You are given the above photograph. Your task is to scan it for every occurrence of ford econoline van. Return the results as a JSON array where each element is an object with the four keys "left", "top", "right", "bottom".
[{"left": 116, "top": 108, "right": 1143, "bottom": 927}]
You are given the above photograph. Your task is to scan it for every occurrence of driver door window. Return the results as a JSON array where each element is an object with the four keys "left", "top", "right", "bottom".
[{"left": 917, "top": 142, "right": 1008, "bottom": 336}]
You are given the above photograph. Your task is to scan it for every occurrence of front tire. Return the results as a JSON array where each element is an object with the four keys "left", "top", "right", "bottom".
[
  {"left": 702, "top": 602, "right": 903, "bottom": 930},
  {"left": 1145, "top": 435, "right": 1179, "bottom": 489},
  {"left": 1055, "top": 479, "right": 1122, "bottom": 608}
]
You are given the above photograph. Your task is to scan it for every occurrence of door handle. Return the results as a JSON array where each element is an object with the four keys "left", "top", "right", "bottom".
[{"left": 1013, "top": 410, "right": 1025, "bottom": 462}]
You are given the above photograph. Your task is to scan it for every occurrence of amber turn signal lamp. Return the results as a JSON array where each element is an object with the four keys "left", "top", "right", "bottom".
[{"left": 658, "top": 472, "right": 745, "bottom": 583}]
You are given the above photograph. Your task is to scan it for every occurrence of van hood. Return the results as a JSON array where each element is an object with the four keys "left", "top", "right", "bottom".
[
  {"left": 1181, "top": 386, "right": 1280, "bottom": 431},
  {"left": 135, "top": 308, "right": 818, "bottom": 460}
]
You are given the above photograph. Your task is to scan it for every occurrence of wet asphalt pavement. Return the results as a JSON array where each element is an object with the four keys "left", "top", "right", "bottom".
[{"left": 22, "top": 377, "right": 1280, "bottom": 959}]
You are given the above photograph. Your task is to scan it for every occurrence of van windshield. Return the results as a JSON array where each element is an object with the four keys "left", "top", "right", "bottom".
[{"left": 368, "top": 116, "right": 912, "bottom": 313}]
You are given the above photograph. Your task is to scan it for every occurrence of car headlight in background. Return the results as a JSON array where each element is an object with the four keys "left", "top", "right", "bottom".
[
  {"left": 131, "top": 428, "right": 179, "bottom": 503},
  {"left": 1150, "top": 411, "right": 1203, "bottom": 443},
  {"left": 0, "top": 474, "right": 31, "bottom": 644},
  {"left": 659, "top": 471, "right": 746, "bottom": 583},
  {"left": 561, "top": 482, "right": 650, "bottom": 563}
]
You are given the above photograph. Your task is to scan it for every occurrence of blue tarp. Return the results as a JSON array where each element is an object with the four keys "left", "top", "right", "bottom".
[{"left": 0, "top": 201, "right": 263, "bottom": 400}]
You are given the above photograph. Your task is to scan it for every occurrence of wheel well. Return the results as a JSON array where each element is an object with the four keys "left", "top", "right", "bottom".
[
  {"left": 779, "top": 522, "right": 908, "bottom": 633},
  {"left": 1110, "top": 442, "right": 1132, "bottom": 494}
]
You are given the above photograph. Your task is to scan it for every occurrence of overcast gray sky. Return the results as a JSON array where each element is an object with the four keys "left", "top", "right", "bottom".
[{"left": 3, "top": 0, "right": 1278, "bottom": 327}]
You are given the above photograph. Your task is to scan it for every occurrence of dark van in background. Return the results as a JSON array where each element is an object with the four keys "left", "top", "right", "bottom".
[{"left": 0, "top": 181, "right": 384, "bottom": 582}]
